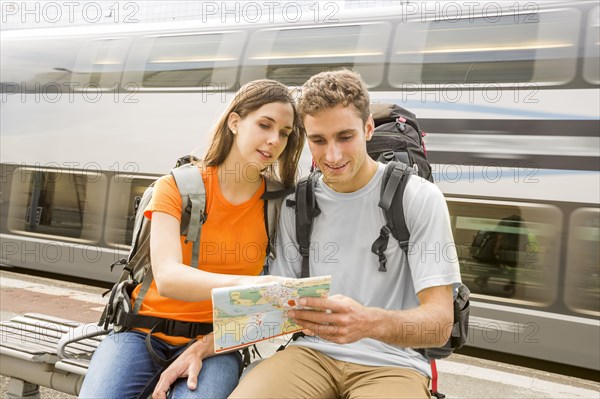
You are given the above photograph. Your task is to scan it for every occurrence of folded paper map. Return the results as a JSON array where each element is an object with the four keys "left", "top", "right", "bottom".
[{"left": 212, "top": 275, "right": 331, "bottom": 352}]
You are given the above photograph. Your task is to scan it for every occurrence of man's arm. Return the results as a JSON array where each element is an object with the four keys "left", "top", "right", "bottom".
[{"left": 289, "top": 284, "right": 454, "bottom": 347}]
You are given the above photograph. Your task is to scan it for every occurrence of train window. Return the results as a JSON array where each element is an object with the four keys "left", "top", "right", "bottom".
[
  {"left": 0, "top": 35, "right": 85, "bottom": 92},
  {"left": 583, "top": 6, "right": 600, "bottom": 85},
  {"left": 127, "top": 31, "right": 245, "bottom": 90},
  {"left": 389, "top": 9, "right": 579, "bottom": 86},
  {"left": 565, "top": 208, "right": 600, "bottom": 316},
  {"left": 105, "top": 176, "right": 156, "bottom": 248},
  {"left": 242, "top": 23, "right": 390, "bottom": 87},
  {"left": 447, "top": 199, "right": 561, "bottom": 304},
  {"left": 6, "top": 167, "right": 106, "bottom": 241},
  {"left": 71, "top": 39, "right": 130, "bottom": 89}
]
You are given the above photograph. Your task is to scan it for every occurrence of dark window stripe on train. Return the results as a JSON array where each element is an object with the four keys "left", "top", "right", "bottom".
[
  {"left": 420, "top": 119, "right": 600, "bottom": 138},
  {"left": 428, "top": 153, "right": 599, "bottom": 172}
]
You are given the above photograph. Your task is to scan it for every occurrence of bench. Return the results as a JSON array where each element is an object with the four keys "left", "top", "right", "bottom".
[
  {"left": 1, "top": 314, "right": 447, "bottom": 398},
  {"left": 0, "top": 313, "right": 273, "bottom": 398},
  {"left": 0, "top": 313, "right": 107, "bottom": 398}
]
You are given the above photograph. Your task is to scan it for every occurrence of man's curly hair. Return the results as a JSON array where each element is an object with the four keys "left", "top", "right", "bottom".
[{"left": 298, "top": 70, "right": 370, "bottom": 124}]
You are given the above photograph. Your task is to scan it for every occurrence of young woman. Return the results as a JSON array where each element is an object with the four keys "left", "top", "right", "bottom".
[{"left": 79, "top": 80, "right": 305, "bottom": 399}]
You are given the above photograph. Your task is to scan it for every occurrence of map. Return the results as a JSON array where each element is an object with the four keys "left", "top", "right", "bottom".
[{"left": 211, "top": 276, "right": 331, "bottom": 352}]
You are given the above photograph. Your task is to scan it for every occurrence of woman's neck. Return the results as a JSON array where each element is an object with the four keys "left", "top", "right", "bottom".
[{"left": 217, "top": 157, "right": 263, "bottom": 205}]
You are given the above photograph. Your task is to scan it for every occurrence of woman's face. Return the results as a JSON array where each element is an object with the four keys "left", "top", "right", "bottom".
[{"left": 228, "top": 101, "right": 294, "bottom": 170}]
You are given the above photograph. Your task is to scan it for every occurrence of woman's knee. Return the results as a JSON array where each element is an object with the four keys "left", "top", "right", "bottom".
[
  {"left": 170, "top": 352, "right": 242, "bottom": 399},
  {"left": 79, "top": 331, "right": 161, "bottom": 398}
]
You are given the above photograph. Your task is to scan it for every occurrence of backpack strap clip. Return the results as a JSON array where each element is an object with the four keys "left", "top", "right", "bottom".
[{"left": 371, "top": 225, "right": 391, "bottom": 272}]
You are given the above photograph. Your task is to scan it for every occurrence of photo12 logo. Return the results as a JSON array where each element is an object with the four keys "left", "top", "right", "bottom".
[
  {"left": 396, "top": 1, "right": 540, "bottom": 23},
  {"left": 199, "top": 1, "right": 340, "bottom": 24},
  {"left": 1, "top": 1, "right": 140, "bottom": 24},
  {"left": 1, "top": 82, "right": 139, "bottom": 104}
]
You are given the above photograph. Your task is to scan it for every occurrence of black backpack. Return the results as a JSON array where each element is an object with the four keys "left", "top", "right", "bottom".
[
  {"left": 288, "top": 103, "right": 470, "bottom": 361},
  {"left": 471, "top": 215, "right": 527, "bottom": 267},
  {"left": 368, "top": 103, "right": 433, "bottom": 182}
]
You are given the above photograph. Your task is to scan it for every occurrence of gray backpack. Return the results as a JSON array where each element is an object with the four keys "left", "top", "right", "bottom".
[{"left": 100, "top": 156, "right": 291, "bottom": 366}]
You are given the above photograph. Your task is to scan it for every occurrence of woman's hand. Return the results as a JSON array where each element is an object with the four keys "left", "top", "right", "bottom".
[{"left": 152, "top": 335, "right": 215, "bottom": 399}]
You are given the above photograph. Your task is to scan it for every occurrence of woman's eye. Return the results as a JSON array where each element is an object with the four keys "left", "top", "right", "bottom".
[
  {"left": 260, "top": 124, "right": 270, "bottom": 129},
  {"left": 280, "top": 131, "right": 290, "bottom": 138}
]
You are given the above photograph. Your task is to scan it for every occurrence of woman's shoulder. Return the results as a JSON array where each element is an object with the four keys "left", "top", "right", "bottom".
[
  {"left": 159, "top": 164, "right": 207, "bottom": 190},
  {"left": 154, "top": 173, "right": 177, "bottom": 191}
]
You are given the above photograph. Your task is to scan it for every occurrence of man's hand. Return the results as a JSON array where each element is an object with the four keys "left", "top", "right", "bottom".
[
  {"left": 152, "top": 335, "right": 214, "bottom": 399},
  {"left": 287, "top": 294, "right": 372, "bottom": 344}
]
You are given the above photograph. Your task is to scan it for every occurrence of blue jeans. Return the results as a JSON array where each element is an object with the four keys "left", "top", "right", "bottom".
[{"left": 79, "top": 330, "right": 242, "bottom": 399}]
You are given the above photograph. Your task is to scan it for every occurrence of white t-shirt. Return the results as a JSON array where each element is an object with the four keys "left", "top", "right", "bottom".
[{"left": 270, "top": 162, "right": 462, "bottom": 377}]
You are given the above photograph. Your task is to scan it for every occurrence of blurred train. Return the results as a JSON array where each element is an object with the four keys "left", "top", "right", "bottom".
[{"left": 1, "top": 1, "right": 598, "bottom": 371}]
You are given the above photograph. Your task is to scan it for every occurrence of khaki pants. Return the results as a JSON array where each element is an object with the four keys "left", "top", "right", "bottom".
[{"left": 229, "top": 346, "right": 430, "bottom": 399}]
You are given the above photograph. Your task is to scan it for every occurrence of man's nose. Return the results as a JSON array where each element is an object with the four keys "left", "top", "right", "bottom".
[{"left": 325, "top": 142, "right": 342, "bottom": 163}]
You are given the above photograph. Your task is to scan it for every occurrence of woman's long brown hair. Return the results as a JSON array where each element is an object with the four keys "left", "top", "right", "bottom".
[{"left": 201, "top": 80, "right": 304, "bottom": 188}]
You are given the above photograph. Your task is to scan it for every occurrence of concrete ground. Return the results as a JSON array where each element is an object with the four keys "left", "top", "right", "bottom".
[{"left": 1, "top": 269, "right": 599, "bottom": 398}]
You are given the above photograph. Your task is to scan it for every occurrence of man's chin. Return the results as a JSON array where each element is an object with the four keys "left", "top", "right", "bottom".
[{"left": 322, "top": 172, "right": 347, "bottom": 186}]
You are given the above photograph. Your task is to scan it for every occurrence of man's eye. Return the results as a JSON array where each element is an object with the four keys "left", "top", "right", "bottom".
[{"left": 339, "top": 136, "right": 352, "bottom": 141}]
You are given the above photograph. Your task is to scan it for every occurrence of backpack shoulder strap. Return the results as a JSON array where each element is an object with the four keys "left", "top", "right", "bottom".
[
  {"left": 371, "top": 162, "right": 412, "bottom": 272},
  {"left": 134, "top": 165, "right": 206, "bottom": 313},
  {"left": 126, "top": 185, "right": 155, "bottom": 314},
  {"left": 261, "top": 177, "right": 294, "bottom": 261},
  {"left": 171, "top": 163, "right": 207, "bottom": 269},
  {"left": 289, "top": 171, "right": 321, "bottom": 278}
]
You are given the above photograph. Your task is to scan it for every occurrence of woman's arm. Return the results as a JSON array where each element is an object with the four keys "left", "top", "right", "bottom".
[{"left": 150, "top": 211, "right": 276, "bottom": 301}]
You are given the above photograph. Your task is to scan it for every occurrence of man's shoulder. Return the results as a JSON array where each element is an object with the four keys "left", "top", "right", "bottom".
[{"left": 405, "top": 174, "right": 442, "bottom": 198}]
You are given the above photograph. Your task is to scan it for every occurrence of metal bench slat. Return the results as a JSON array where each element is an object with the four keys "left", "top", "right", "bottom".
[
  {"left": 23, "top": 313, "right": 81, "bottom": 326},
  {"left": 0, "top": 324, "right": 100, "bottom": 354},
  {"left": 3, "top": 317, "right": 75, "bottom": 334},
  {"left": 55, "top": 359, "right": 90, "bottom": 375},
  {"left": 0, "top": 343, "right": 57, "bottom": 362}
]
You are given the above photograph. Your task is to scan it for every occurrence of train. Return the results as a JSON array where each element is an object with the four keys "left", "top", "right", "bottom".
[{"left": 1, "top": 1, "right": 598, "bottom": 372}]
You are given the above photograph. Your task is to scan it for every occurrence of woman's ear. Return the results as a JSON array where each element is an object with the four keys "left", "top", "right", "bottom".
[{"left": 227, "top": 112, "right": 240, "bottom": 135}]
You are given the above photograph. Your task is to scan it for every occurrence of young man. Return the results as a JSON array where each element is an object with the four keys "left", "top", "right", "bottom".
[
  {"left": 152, "top": 70, "right": 461, "bottom": 399},
  {"left": 229, "top": 71, "right": 462, "bottom": 398}
]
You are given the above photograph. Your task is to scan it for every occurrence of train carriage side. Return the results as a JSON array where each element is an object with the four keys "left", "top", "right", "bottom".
[{"left": 1, "top": 2, "right": 599, "bottom": 370}]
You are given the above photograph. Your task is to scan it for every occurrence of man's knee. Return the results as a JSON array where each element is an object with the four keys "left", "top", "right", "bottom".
[
  {"left": 229, "top": 356, "right": 281, "bottom": 398},
  {"left": 230, "top": 347, "right": 337, "bottom": 398}
]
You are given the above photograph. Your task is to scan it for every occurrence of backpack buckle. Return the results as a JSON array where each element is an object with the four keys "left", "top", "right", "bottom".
[
  {"left": 371, "top": 226, "right": 391, "bottom": 273},
  {"left": 377, "top": 254, "right": 387, "bottom": 272},
  {"left": 380, "top": 225, "right": 391, "bottom": 238},
  {"left": 163, "top": 318, "right": 178, "bottom": 336},
  {"left": 298, "top": 246, "right": 310, "bottom": 258}
]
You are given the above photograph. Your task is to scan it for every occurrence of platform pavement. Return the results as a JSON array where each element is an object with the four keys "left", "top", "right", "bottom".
[{"left": 1, "top": 269, "right": 599, "bottom": 399}]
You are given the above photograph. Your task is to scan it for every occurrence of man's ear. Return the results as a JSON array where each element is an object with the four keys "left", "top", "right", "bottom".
[
  {"left": 365, "top": 114, "right": 375, "bottom": 141},
  {"left": 227, "top": 112, "right": 240, "bottom": 134}
]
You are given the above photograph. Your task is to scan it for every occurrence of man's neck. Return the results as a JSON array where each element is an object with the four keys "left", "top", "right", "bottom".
[{"left": 327, "top": 158, "right": 379, "bottom": 193}]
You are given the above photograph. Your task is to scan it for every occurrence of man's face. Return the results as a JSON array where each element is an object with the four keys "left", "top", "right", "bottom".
[{"left": 304, "top": 104, "right": 376, "bottom": 193}]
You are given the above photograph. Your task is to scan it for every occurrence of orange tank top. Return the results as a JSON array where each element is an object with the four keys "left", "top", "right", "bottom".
[{"left": 131, "top": 166, "right": 267, "bottom": 345}]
